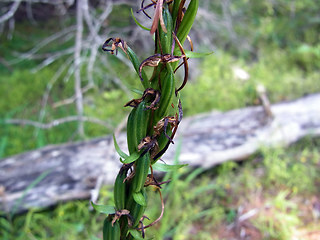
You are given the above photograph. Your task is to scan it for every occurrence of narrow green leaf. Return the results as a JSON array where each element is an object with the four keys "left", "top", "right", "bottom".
[
  {"left": 185, "top": 167, "right": 205, "bottom": 184},
  {"left": 172, "top": 0, "right": 182, "bottom": 24},
  {"left": 175, "top": 0, "right": 199, "bottom": 51},
  {"left": 91, "top": 202, "right": 115, "bottom": 215},
  {"left": 159, "top": 3, "right": 173, "bottom": 54},
  {"left": 152, "top": 162, "right": 188, "bottom": 172},
  {"left": 128, "top": 229, "right": 144, "bottom": 240},
  {"left": 132, "top": 191, "right": 147, "bottom": 206},
  {"left": 130, "top": 88, "right": 144, "bottom": 95},
  {"left": 113, "top": 134, "right": 129, "bottom": 159},
  {"left": 126, "top": 47, "right": 150, "bottom": 89},
  {"left": 131, "top": 8, "right": 151, "bottom": 31},
  {"left": 185, "top": 50, "right": 214, "bottom": 58},
  {"left": 123, "top": 151, "right": 141, "bottom": 164}
]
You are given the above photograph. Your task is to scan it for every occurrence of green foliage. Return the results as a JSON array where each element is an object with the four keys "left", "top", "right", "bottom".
[
  {"left": 1, "top": 202, "right": 100, "bottom": 240},
  {"left": 0, "top": 69, "right": 47, "bottom": 112},
  {"left": 0, "top": 68, "right": 54, "bottom": 156},
  {"left": 290, "top": 43, "right": 320, "bottom": 71},
  {"left": 183, "top": 52, "right": 245, "bottom": 114},
  {"left": 182, "top": 47, "right": 320, "bottom": 116},
  {"left": 202, "top": 0, "right": 320, "bottom": 58},
  {"left": 0, "top": 185, "right": 114, "bottom": 240},
  {"left": 262, "top": 138, "right": 320, "bottom": 194},
  {"left": 107, "top": 5, "right": 132, "bottom": 28},
  {"left": 1, "top": 138, "right": 319, "bottom": 239},
  {"left": 254, "top": 191, "right": 300, "bottom": 240},
  {"left": 142, "top": 151, "right": 226, "bottom": 239}
]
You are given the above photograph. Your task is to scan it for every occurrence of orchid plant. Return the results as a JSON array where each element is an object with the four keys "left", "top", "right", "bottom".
[{"left": 92, "top": 1, "right": 199, "bottom": 239}]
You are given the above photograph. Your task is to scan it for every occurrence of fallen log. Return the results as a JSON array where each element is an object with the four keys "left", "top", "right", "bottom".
[{"left": 1, "top": 93, "right": 320, "bottom": 213}]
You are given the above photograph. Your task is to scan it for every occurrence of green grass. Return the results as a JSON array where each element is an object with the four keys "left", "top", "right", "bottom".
[
  {"left": 182, "top": 48, "right": 320, "bottom": 116},
  {"left": 1, "top": 137, "right": 319, "bottom": 239},
  {"left": 146, "top": 138, "right": 320, "bottom": 239},
  {"left": 0, "top": 185, "right": 114, "bottom": 240}
]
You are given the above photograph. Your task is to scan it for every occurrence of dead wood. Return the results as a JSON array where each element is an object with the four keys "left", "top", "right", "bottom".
[{"left": 1, "top": 93, "right": 320, "bottom": 213}]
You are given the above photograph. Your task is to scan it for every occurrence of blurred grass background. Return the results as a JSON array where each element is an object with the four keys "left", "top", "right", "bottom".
[{"left": 0, "top": 0, "right": 320, "bottom": 239}]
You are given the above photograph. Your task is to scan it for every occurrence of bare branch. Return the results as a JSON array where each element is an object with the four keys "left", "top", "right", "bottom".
[
  {"left": 74, "top": 0, "right": 85, "bottom": 136},
  {"left": 1, "top": 0, "right": 147, "bottom": 140},
  {"left": 26, "top": 1, "right": 37, "bottom": 25},
  {"left": 82, "top": 0, "right": 113, "bottom": 89},
  {"left": 221, "top": 0, "right": 237, "bottom": 44},
  {"left": 0, "top": 56, "right": 13, "bottom": 72},
  {"left": 1, "top": 0, "right": 74, "bottom": 4},
  {"left": 0, "top": 0, "right": 21, "bottom": 24},
  {"left": 38, "top": 56, "right": 74, "bottom": 129},
  {"left": 7, "top": 16, "right": 15, "bottom": 39},
  {"left": 9, "top": 26, "right": 76, "bottom": 64},
  {"left": 86, "top": 42, "right": 99, "bottom": 87},
  {"left": 82, "top": 0, "right": 100, "bottom": 42},
  {"left": 52, "top": 84, "right": 94, "bottom": 108},
  {"left": 31, "top": 47, "right": 75, "bottom": 72},
  {"left": 4, "top": 116, "right": 113, "bottom": 129}
]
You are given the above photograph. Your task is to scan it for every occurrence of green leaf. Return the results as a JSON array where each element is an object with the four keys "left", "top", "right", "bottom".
[
  {"left": 123, "top": 151, "right": 141, "bottom": 164},
  {"left": 172, "top": 0, "right": 182, "bottom": 24},
  {"left": 152, "top": 162, "right": 188, "bottom": 172},
  {"left": 175, "top": 0, "right": 199, "bottom": 51},
  {"left": 91, "top": 202, "right": 115, "bottom": 215},
  {"left": 128, "top": 229, "right": 144, "bottom": 240},
  {"left": 131, "top": 8, "right": 151, "bottom": 31},
  {"left": 113, "top": 134, "right": 129, "bottom": 159},
  {"left": 159, "top": 3, "right": 173, "bottom": 54},
  {"left": 126, "top": 47, "right": 150, "bottom": 89},
  {"left": 132, "top": 191, "right": 147, "bottom": 206},
  {"left": 185, "top": 50, "right": 214, "bottom": 58},
  {"left": 130, "top": 87, "right": 144, "bottom": 95}
]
